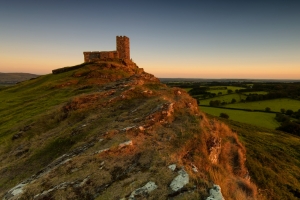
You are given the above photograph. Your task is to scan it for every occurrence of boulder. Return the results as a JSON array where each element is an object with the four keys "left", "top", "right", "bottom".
[
  {"left": 169, "top": 169, "right": 189, "bottom": 192},
  {"left": 128, "top": 181, "right": 158, "bottom": 199},
  {"left": 168, "top": 164, "right": 176, "bottom": 171},
  {"left": 206, "top": 184, "right": 225, "bottom": 200}
]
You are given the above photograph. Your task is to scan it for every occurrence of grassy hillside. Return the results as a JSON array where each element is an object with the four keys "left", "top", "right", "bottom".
[
  {"left": 1, "top": 62, "right": 300, "bottom": 199},
  {"left": 207, "top": 115, "right": 300, "bottom": 200},
  {"left": 0, "top": 61, "right": 259, "bottom": 200}
]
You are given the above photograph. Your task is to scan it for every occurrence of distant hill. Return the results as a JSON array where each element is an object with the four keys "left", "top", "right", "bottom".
[
  {"left": 0, "top": 72, "right": 39, "bottom": 85},
  {"left": 159, "top": 78, "right": 300, "bottom": 83}
]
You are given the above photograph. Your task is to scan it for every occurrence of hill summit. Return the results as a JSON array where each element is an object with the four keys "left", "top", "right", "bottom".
[{"left": 1, "top": 60, "right": 257, "bottom": 199}]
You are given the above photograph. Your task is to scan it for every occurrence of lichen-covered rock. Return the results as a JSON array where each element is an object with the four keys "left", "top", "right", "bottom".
[
  {"left": 118, "top": 140, "right": 133, "bottom": 149},
  {"left": 3, "top": 183, "right": 27, "bottom": 200},
  {"left": 168, "top": 164, "right": 176, "bottom": 171},
  {"left": 206, "top": 184, "right": 225, "bottom": 200},
  {"left": 128, "top": 181, "right": 158, "bottom": 200},
  {"left": 169, "top": 169, "right": 189, "bottom": 191}
]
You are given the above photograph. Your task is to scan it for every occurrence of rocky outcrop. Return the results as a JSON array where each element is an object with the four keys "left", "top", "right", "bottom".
[
  {"left": 207, "top": 136, "right": 222, "bottom": 164},
  {"left": 3, "top": 142, "right": 95, "bottom": 200},
  {"left": 1, "top": 61, "right": 257, "bottom": 199},
  {"left": 169, "top": 169, "right": 189, "bottom": 192},
  {"left": 168, "top": 164, "right": 176, "bottom": 171},
  {"left": 206, "top": 185, "right": 225, "bottom": 200},
  {"left": 128, "top": 181, "right": 158, "bottom": 200}
]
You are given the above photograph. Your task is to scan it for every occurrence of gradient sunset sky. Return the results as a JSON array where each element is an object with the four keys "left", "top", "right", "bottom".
[{"left": 0, "top": 0, "right": 299, "bottom": 79}]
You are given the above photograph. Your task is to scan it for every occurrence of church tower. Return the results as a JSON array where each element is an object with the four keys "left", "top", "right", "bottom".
[{"left": 116, "top": 36, "right": 130, "bottom": 60}]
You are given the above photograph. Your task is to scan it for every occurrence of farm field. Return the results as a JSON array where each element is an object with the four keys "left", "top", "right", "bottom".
[
  {"left": 183, "top": 88, "right": 192, "bottom": 92},
  {"left": 224, "top": 98, "right": 300, "bottom": 112},
  {"left": 242, "top": 91, "right": 268, "bottom": 95},
  {"left": 201, "top": 106, "right": 280, "bottom": 129},
  {"left": 208, "top": 86, "right": 246, "bottom": 94},
  {"left": 199, "top": 93, "right": 247, "bottom": 105}
]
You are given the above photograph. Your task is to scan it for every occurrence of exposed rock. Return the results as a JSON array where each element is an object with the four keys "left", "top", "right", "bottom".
[
  {"left": 3, "top": 183, "right": 27, "bottom": 200},
  {"left": 206, "top": 184, "right": 225, "bottom": 200},
  {"left": 162, "top": 103, "right": 174, "bottom": 117},
  {"left": 169, "top": 169, "right": 189, "bottom": 192},
  {"left": 4, "top": 142, "right": 96, "bottom": 199},
  {"left": 207, "top": 136, "right": 222, "bottom": 164},
  {"left": 121, "top": 126, "right": 136, "bottom": 132},
  {"left": 76, "top": 177, "right": 89, "bottom": 188},
  {"left": 71, "top": 168, "right": 79, "bottom": 173},
  {"left": 168, "top": 164, "right": 176, "bottom": 171},
  {"left": 95, "top": 148, "right": 109, "bottom": 154},
  {"left": 191, "top": 163, "right": 198, "bottom": 173},
  {"left": 98, "top": 138, "right": 104, "bottom": 142},
  {"left": 118, "top": 140, "right": 133, "bottom": 149},
  {"left": 142, "top": 90, "right": 153, "bottom": 95},
  {"left": 12, "top": 132, "right": 23, "bottom": 140},
  {"left": 34, "top": 177, "right": 90, "bottom": 199},
  {"left": 128, "top": 181, "right": 158, "bottom": 200}
]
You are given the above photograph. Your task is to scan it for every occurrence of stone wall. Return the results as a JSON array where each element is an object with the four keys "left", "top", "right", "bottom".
[{"left": 83, "top": 51, "right": 119, "bottom": 62}]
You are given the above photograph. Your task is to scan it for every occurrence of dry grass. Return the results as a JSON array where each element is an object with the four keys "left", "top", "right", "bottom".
[{"left": 168, "top": 113, "right": 258, "bottom": 200}]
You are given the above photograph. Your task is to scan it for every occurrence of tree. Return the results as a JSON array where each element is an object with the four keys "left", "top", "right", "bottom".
[
  {"left": 231, "top": 98, "right": 237, "bottom": 103},
  {"left": 275, "top": 113, "right": 290, "bottom": 123},
  {"left": 265, "top": 107, "right": 271, "bottom": 112},
  {"left": 220, "top": 113, "right": 229, "bottom": 119},
  {"left": 280, "top": 108, "right": 286, "bottom": 114},
  {"left": 218, "top": 92, "right": 222, "bottom": 95},
  {"left": 227, "top": 89, "right": 233, "bottom": 94},
  {"left": 209, "top": 100, "right": 221, "bottom": 107},
  {"left": 277, "top": 121, "right": 300, "bottom": 136},
  {"left": 286, "top": 109, "right": 294, "bottom": 116}
]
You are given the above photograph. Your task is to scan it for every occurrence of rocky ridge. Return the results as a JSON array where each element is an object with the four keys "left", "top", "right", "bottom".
[{"left": 1, "top": 60, "right": 257, "bottom": 199}]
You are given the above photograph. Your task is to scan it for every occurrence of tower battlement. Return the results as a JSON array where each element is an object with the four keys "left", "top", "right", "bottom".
[
  {"left": 83, "top": 36, "right": 130, "bottom": 62},
  {"left": 116, "top": 36, "right": 130, "bottom": 60}
]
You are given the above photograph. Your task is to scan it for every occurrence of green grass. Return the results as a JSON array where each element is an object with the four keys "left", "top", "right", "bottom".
[
  {"left": 183, "top": 88, "right": 192, "bottom": 92},
  {"left": 210, "top": 116, "right": 300, "bottom": 200},
  {"left": 199, "top": 93, "right": 247, "bottom": 105},
  {"left": 201, "top": 106, "right": 280, "bottom": 129},
  {"left": 242, "top": 91, "right": 268, "bottom": 95},
  {"left": 224, "top": 98, "right": 300, "bottom": 112},
  {"left": 208, "top": 86, "right": 246, "bottom": 94},
  {"left": 0, "top": 72, "right": 91, "bottom": 138}
]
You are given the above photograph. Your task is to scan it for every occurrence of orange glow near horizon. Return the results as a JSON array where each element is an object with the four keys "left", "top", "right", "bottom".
[
  {"left": 1, "top": 48, "right": 299, "bottom": 79},
  {"left": 1, "top": 58, "right": 299, "bottom": 80}
]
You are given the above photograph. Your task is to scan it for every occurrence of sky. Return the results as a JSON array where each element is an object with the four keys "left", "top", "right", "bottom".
[{"left": 0, "top": 0, "right": 299, "bottom": 79}]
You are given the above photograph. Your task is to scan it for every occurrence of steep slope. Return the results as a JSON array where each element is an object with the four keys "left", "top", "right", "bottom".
[
  {"left": 209, "top": 117, "right": 300, "bottom": 200},
  {"left": 0, "top": 60, "right": 257, "bottom": 199}
]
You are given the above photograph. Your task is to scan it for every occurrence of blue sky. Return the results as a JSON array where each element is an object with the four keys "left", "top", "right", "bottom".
[{"left": 0, "top": 0, "right": 299, "bottom": 79}]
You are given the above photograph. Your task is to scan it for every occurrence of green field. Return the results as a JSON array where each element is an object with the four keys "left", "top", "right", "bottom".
[
  {"left": 208, "top": 86, "right": 246, "bottom": 95},
  {"left": 183, "top": 88, "right": 192, "bottom": 92},
  {"left": 242, "top": 91, "right": 268, "bottom": 95},
  {"left": 200, "top": 106, "right": 280, "bottom": 129},
  {"left": 199, "top": 93, "right": 247, "bottom": 105},
  {"left": 224, "top": 98, "right": 300, "bottom": 112}
]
